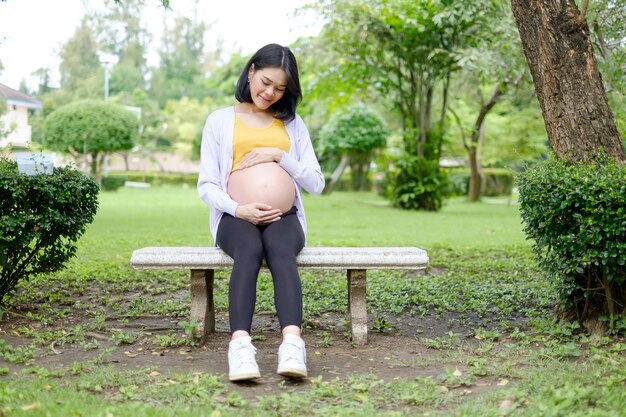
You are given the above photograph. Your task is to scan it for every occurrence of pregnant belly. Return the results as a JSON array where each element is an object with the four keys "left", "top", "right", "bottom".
[{"left": 227, "top": 162, "right": 296, "bottom": 213}]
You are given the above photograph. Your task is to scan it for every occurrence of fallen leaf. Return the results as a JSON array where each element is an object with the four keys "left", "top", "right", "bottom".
[
  {"left": 500, "top": 398, "right": 514, "bottom": 415},
  {"left": 149, "top": 371, "right": 160, "bottom": 377},
  {"left": 453, "top": 368, "right": 463, "bottom": 377},
  {"left": 124, "top": 351, "right": 138, "bottom": 358},
  {"left": 21, "top": 402, "right": 41, "bottom": 411},
  {"left": 497, "top": 379, "right": 509, "bottom": 386}
]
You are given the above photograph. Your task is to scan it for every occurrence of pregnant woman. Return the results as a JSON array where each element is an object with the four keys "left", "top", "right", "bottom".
[{"left": 197, "top": 44, "right": 325, "bottom": 382}]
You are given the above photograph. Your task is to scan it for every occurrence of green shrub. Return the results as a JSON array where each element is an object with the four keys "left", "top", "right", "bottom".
[
  {"left": 446, "top": 168, "right": 515, "bottom": 197},
  {"left": 446, "top": 169, "right": 469, "bottom": 196},
  {"left": 383, "top": 154, "right": 447, "bottom": 211},
  {"left": 0, "top": 158, "right": 99, "bottom": 303},
  {"left": 517, "top": 157, "right": 626, "bottom": 331},
  {"left": 482, "top": 168, "right": 515, "bottom": 196},
  {"left": 101, "top": 175, "right": 126, "bottom": 191},
  {"left": 105, "top": 171, "right": 197, "bottom": 187},
  {"left": 319, "top": 103, "right": 388, "bottom": 191}
]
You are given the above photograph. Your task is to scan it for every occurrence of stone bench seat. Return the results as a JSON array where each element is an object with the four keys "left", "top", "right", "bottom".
[{"left": 130, "top": 246, "right": 429, "bottom": 345}]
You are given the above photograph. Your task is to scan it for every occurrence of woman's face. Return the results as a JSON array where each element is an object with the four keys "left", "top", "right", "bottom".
[{"left": 247, "top": 65, "right": 288, "bottom": 111}]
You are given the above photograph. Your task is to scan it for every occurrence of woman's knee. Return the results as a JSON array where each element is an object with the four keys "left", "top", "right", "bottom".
[
  {"left": 232, "top": 238, "right": 264, "bottom": 262},
  {"left": 262, "top": 229, "right": 304, "bottom": 257}
]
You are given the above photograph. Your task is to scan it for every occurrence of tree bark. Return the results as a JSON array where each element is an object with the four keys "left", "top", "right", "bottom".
[
  {"left": 467, "top": 146, "right": 482, "bottom": 202},
  {"left": 467, "top": 82, "right": 507, "bottom": 201},
  {"left": 510, "top": 0, "right": 625, "bottom": 163},
  {"left": 323, "top": 154, "right": 349, "bottom": 195}
]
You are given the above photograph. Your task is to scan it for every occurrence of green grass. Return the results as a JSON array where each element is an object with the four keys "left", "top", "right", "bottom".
[
  {"left": 82, "top": 187, "right": 527, "bottom": 255},
  {"left": 2, "top": 186, "right": 625, "bottom": 417}
]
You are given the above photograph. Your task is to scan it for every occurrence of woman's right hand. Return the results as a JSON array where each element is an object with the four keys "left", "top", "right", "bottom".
[{"left": 235, "top": 203, "right": 282, "bottom": 225}]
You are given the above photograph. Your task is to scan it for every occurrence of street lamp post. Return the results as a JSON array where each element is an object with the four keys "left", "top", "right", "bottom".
[{"left": 103, "top": 61, "right": 110, "bottom": 101}]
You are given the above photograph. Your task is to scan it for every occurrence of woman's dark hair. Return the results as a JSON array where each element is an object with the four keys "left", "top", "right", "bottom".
[{"left": 235, "top": 43, "right": 302, "bottom": 122}]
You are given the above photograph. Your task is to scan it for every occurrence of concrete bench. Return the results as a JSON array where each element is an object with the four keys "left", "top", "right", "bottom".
[{"left": 130, "top": 246, "right": 429, "bottom": 345}]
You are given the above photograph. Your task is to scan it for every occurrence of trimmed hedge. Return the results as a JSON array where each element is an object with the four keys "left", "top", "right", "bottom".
[
  {"left": 517, "top": 157, "right": 626, "bottom": 331},
  {"left": 446, "top": 168, "right": 515, "bottom": 197},
  {"left": 0, "top": 158, "right": 99, "bottom": 303},
  {"left": 101, "top": 175, "right": 126, "bottom": 191},
  {"left": 104, "top": 171, "right": 198, "bottom": 187}
]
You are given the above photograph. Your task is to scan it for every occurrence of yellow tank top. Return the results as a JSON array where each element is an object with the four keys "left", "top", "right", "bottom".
[{"left": 231, "top": 116, "right": 291, "bottom": 172}]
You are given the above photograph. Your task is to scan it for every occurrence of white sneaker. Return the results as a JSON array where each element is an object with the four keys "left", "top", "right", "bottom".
[
  {"left": 228, "top": 336, "right": 261, "bottom": 382},
  {"left": 277, "top": 334, "right": 307, "bottom": 378}
]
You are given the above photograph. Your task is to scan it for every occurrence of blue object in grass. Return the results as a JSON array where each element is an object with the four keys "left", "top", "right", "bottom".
[{"left": 16, "top": 153, "right": 53, "bottom": 176}]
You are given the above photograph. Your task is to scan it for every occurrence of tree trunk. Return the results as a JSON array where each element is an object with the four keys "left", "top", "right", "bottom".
[
  {"left": 91, "top": 152, "right": 102, "bottom": 188},
  {"left": 512, "top": 0, "right": 626, "bottom": 335},
  {"left": 510, "top": 0, "right": 626, "bottom": 163},
  {"left": 467, "top": 82, "right": 506, "bottom": 202},
  {"left": 467, "top": 146, "right": 483, "bottom": 202},
  {"left": 323, "top": 154, "right": 349, "bottom": 195}
]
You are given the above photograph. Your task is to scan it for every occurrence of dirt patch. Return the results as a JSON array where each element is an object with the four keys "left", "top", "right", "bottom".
[{"left": 1, "top": 305, "right": 513, "bottom": 402}]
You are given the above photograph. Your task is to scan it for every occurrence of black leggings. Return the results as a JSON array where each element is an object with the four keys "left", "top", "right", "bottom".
[{"left": 216, "top": 207, "right": 305, "bottom": 333}]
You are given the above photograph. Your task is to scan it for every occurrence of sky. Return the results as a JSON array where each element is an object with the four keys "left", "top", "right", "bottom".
[{"left": 0, "top": 0, "right": 323, "bottom": 91}]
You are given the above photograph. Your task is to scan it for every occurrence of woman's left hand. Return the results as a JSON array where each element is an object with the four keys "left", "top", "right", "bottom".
[{"left": 238, "top": 147, "right": 284, "bottom": 169}]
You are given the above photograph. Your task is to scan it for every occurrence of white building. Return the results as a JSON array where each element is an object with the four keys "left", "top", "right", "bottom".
[{"left": 0, "top": 83, "right": 42, "bottom": 148}]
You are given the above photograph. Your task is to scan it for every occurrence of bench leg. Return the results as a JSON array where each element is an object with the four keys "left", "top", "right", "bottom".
[
  {"left": 190, "top": 269, "right": 215, "bottom": 342},
  {"left": 347, "top": 269, "right": 368, "bottom": 345}
]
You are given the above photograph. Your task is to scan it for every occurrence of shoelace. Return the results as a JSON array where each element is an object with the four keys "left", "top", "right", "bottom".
[
  {"left": 280, "top": 342, "right": 306, "bottom": 364},
  {"left": 232, "top": 344, "right": 257, "bottom": 367}
]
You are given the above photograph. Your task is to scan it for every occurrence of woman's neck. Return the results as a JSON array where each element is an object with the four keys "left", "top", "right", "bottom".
[{"left": 236, "top": 102, "right": 271, "bottom": 115}]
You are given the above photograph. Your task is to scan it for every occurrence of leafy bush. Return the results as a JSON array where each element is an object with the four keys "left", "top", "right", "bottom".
[
  {"left": 0, "top": 158, "right": 99, "bottom": 303},
  {"left": 319, "top": 103, "right": 388, "bottom": 191},
  {"left": 383, "top": 154, "right": 447, "bottom": 211},
  {"left": 101, "top": 175, "right": 127, "bottom": 191},
  {"left": 319, "top": 103, "right": 388, "bottom": 154},
  {"left": 517, "top": 157, "right": 626, "bottom": 331},
  {"left": 105, "top": 171, "right": 197, "bottom": 187},
  {"left": 446, "top": 168, "right": 515, "bottom": 197}
]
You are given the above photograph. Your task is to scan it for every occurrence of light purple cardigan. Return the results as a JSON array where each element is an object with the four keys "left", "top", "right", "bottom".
[{"left": 197, "top": 106, "right": 325, "bottom": 244}]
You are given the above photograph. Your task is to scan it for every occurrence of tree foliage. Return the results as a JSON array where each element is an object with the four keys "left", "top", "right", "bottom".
[
  {"left": 317, "top": 0, "right": 493, "bottom": 156},
  {"left": 314, "top": 0, "right": 495, "bottom": 209},
  {"left": 587, "top": 0, "right": 626, "bottom": 141},
  {"left": 44, "top": 100, "right": 139, "bottom": 184},
  {"left": 92, "top": 0, "right": 151, "bottom": 98},
  {"left": 319, "top": 103, "right": 387, "bottom": 154},
  {"left": 0, "top": 99, "right": 11, "bottom": 141},
  {"left": 162, "top": 96, "right": 216, "bottom": 159},
  {"left": 446, "top": 0, "right": 532, "bottom": 201},
  {"left": 319, "top": 103, "right": 388, "bottom": 191},
  {"left": 149, "top": 16, "right": 212, "bottom": 106},
  {"left": 58, "top": 18, "right": 102, "bottom": 99}
]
